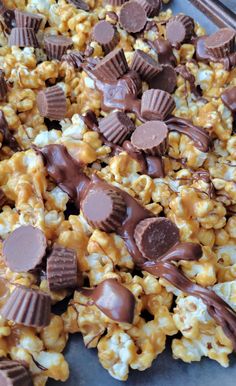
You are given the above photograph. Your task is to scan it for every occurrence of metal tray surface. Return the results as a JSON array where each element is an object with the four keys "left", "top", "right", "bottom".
[{"left": 49, "top": 1, "right": 236, "bottom": 385}]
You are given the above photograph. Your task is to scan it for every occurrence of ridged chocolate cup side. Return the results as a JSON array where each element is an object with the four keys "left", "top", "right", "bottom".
[
  {"left": 61, "top": 50, "right": 84, "bottom": 69},
  {"left": 99, "top": 111, "right": 135, "bottom": 144},
  {"left": 44, "top": 35, "right": 73, "bottom": 60},
  {"left": 0, "top": 286, "right": 51, "bottom": 328},
  {"left": 8, "top": 27, "right": 39, "bottom": 48},
  {"left": 141, "top": 89, "right": 176, "bottom": 120},
  {"left": 0, "top": 360, "right": 33, "bottom": 386},
  {"left": 82, "top": 189, "right": 127, "bottom": 232},
  {"left": 205, "top": 28, "right": 236, "bottom": 59},
  {"left": 36, "top": 85, "right": 67, "bottom": 120},
  {"left": 103, "top": 0, "right": 127, "bottom": 5},
  {"left": 166, "top": 14, "right": 194, "bottom": 45},
  {"left": 47, "top": 245, "right": 78, "bottom": 291},
  {"left": 131, "top": 49, "right": 161, "bottom": 81},
  {"left": 15, "top": 10, "right": 43, "bottom": 32},
  {"left": 131, "top": 120, "right": 168, "bottom": 156},
  {"left": 92, "top": 47, "right": 129, "bottom": 82},
  {"left": 135, "top": 0, "right": 161, "bottom": 17},
  {"left": 0, "top": 70, "right": 8, "bottom": 102}
]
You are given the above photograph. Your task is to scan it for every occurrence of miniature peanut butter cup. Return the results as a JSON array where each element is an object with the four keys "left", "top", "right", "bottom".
[
  {"left": 8, "top": 27, "right": 39, "bottom": 48},
  {"left": 131, "top": 120, "right": 168, "bottom": 156},
  {"left": 205, "top": 28, "right": 236, "bottom": 59},
  {"left": 92, "top": 47, "right": 129, "bottom": 82},
  {"left": 136, "top": 0, "right": 161, "bottom": 17},
  {"left": 119, "top": 1, "right": 147, "bottom": 33},
  {"left": 93, "top": 21, "right": 119, "bottom": 54},
  {"left": 37, "top": 85, "right": 67, "bottom": 120},
  {"left": 141, "top": 89, "right": 175, "bottom": 120},
  {"left": 0, "top": 70, "right": 8, "bottom": 101},
  {"left": 134, "top": 217, "right": 180, "bottom": 260},
  {"left": 131, "top": 49, "right": 161, "bottom": 81},
  {"left": 82, "top": 188, "right": 126, "bottom": 232},
  {"left": 44, "top": 35, "right": 73, "bottom": 60},
  {"left": 149, "top": 64, "right": 177, "bottom": 94},
  {"left": 166, "top": 14, "right": 194, "bottom": 45},
  {"left": 3, "top": 225, "right": 47, "bottom": 272},
  {"left": 68, "top": 0, "right": 89, "bottom": 11},
  {"left": 221, "top": 86, "right": 236, "bottom": 113},
  {"left": 0, "top": 360, "right": 33, "bottom": 386},
  {"left": 62, "top": 50, "right": 84, "bottom": 69},
  {"left": 82, "top": 279, "right": 135, "bottom": 323},
  {"left": 99, "top": 111, "right": 135, "bottom": 144},
  {"left": 47, "top": 245, "right": 79, "bottom": 291},
  {"left": 1, "top": 286, "right": 51, "bottom": 327},
  {"left": 15, "top": 10, "right": 43, "bottom": 32}
]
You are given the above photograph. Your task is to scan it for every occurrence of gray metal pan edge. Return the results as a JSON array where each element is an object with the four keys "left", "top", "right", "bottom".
[{"left": 48, "top": 1, "right": 236, "bottom": 385}]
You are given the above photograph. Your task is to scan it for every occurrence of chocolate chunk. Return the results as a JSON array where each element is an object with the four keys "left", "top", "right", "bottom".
[
  {"left": 0, "top": 360, "right": 33, "bottom": 386},
  {"left": 1, "top": 286, "right": 51, "bottom": 327},
  {"left": 131, "top": 120, "right": 168, "bottom": 156},
  {"left": 146, "top": 156, "right": 164, "bottom": 178},
  {"left": 99, "top": 111, "right": 135, "bottom": 144},
  {"left": 44, "top": 35, "right": 73, "bottom": 60},
  {"left": 166, "top": 14, "right": 194, "bottom": 45},
  {"left": 8, "top": 27, "right": 39, "bottom": 48},
  {"left": 68, "top": 0, "right": 89, "bottom": 10},
  {"left": 93, "top": 21, "right": 119, "bottom": 54},
  {"left": 15, "top": 10, "right": 43, "bottom": 32},
  {"left": 119, "top": 1, "right": 147, "bottom": 33},
  {"left": 36, "top": 85, "right": 67, "bottom": 120},
  {"left": 47, "top": 245, "right": 79, "bottom": 291},
  {"left": 221, "top": 86, "right": 236, "bottom": 113},
  {"left": 205, "top": 28, "right": 236, "bottom": 59},
  {"left": 62, "top": 50, "right": 84, "bottom": 69},
  {"left": 0, "top": 70, "right": 8, "bottom": 101},
  {"left": 0, "top": 110, "right": 21, "bottom": 151},
  {"left": 149, "top": 64, "right": 177, "bottom": 93},
  {"left": 0, "top": 7, "right": 16, "bottom": 33},
  {"left": 135, "top": 0, "right": 161, "bottom": 17},
  {"left": 104, "top": 0, "right": 127, "bottom": 5},
  {"left": 141, "top": 89, "right": 175, "bottom": 120},
  {"left": 134, "top": 217, "right": 180, "bottom": 260},
  {"left": 82, "top": 188, "right": 126, "bottom": 232},
  {"left": 131, "top": 49, "right": 161, "bottom": 82},
  {"left": 152, "top": 37, "right": 177, "bottom": 67},
  {"left": 3, "top": 225, "right": 47, "bottom": 272},
  {"left": 82, "top": 279, "right": 135, "bottom": 323},
  {"left": 92, "top": 48, "right": 129, "bottom": 82}
]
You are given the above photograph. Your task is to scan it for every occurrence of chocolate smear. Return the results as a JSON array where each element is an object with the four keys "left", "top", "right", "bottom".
[
  {"left": 68, "top": 0, "right": 89, "bottom": 11},
  {"left": 149, "top": 37, "right": 177, "bottom": 67},
  {"left": 0, "top": 360, "right": 33, "bottom": 386},
  {"left": 221, "top": 86, "right": 236, "bottom": 114},
  {"left": 0, "top": 110, "right": 21, "bottom": 151},
  {"left": 149, "top": 64, "right": 177, "bottom": 94},
  {"left": 0, "top": 69, "right": 8, "bottom": 101},
  {"left": 145, "top": 155, "right": 164, "bottom": 178},
  {"left": 134, "top": 217, "right": 180, "bottom": 260},
  {"left": 175, "top": 65, "right": 201, "bottom": 98},
  {"left": 81, "top": 279, "right": 135, "bottom": 323}
]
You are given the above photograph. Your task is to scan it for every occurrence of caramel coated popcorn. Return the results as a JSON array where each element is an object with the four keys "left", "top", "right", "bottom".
[{"left": 0, "top": 0, "right": 235, "bottom": 385}]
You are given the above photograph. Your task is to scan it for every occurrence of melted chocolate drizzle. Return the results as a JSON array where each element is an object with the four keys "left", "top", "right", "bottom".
[
  {"left": 38, "top": 144, "right": 236, "bottom": 349},
  {"left": 0, "top": 111, "right": 21, "bottom": 152}
]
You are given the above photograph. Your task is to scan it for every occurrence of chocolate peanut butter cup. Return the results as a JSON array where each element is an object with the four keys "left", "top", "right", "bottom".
[
  {"left": 8, "top": 27, "right": 39, "bottom": 48},
  {"left": 134, "top": 217, "right": 180, "bottom": 260},
  {"left": 103, "top": 0, "right": 126, "bottom": 5},
  {"left": 205, "top": 28, "right": 236, "bottom": 59},
  {"left": 136, "top": 0, "right": 161, "bottom": 17},
  {"left": 15, "top": 10, "right": 43, "bottom": 32},
  {"left": 141, "top": 89, "right": 175, "bottom": 120},
  {"left": 0, "top": 69, "right": 8, "bottom": 102},
  {"left": 166, "top": 14, "right": 194, "bottom": 45},
  {"left": 82, "top": 188, "right": 127, "bottom": 232},
  {"left": 0, "top": 360, "right": 33, "bottom": 386},
  {"left": 62, "top": 50, "right": 84, "bottom": 69},
  {"left": 3, "top": 225, "right": 47, "bottom": 272},
  {"left": 1, "top": 286, "right": 51, "bottom": 327},
  {"left": 92, "top": 47, "right": 129, "bottom": 82},
  {"left": 149, "top": 64, "right": 177, "bottom": 93},
  {"left": 93, "top": 20, "right": 119, "bottom": 54},
  {"left": 44, "top": 35, "right": 73, "bottom": 60},
  {"left": 131, "top": 49, "right": 161, "bottom": 81},
  {"left": 221, "top": 86, "right": 236, "bottom": 113},
  {"left": 131, "top": 120, "right": 168, "bottom": 156},
  {"left": 37, "top": 85, "right": 67, "bottom": 120},
  {"left": 68, "top": 0, "right": 90, "bottom": 11},
  {"left": 47, "top": 245, "right": 79, "bottom": 291},
  {"left": 119, "top": 1, "right": 147, "bottom": 33},
  {"left": 99, "top": 111, "right": 135, "bottom": 144}
]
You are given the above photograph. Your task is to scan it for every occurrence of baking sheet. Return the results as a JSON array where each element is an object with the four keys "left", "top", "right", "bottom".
[{"left": 48, "top": 1, "right": 236, "bottom": 385}]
